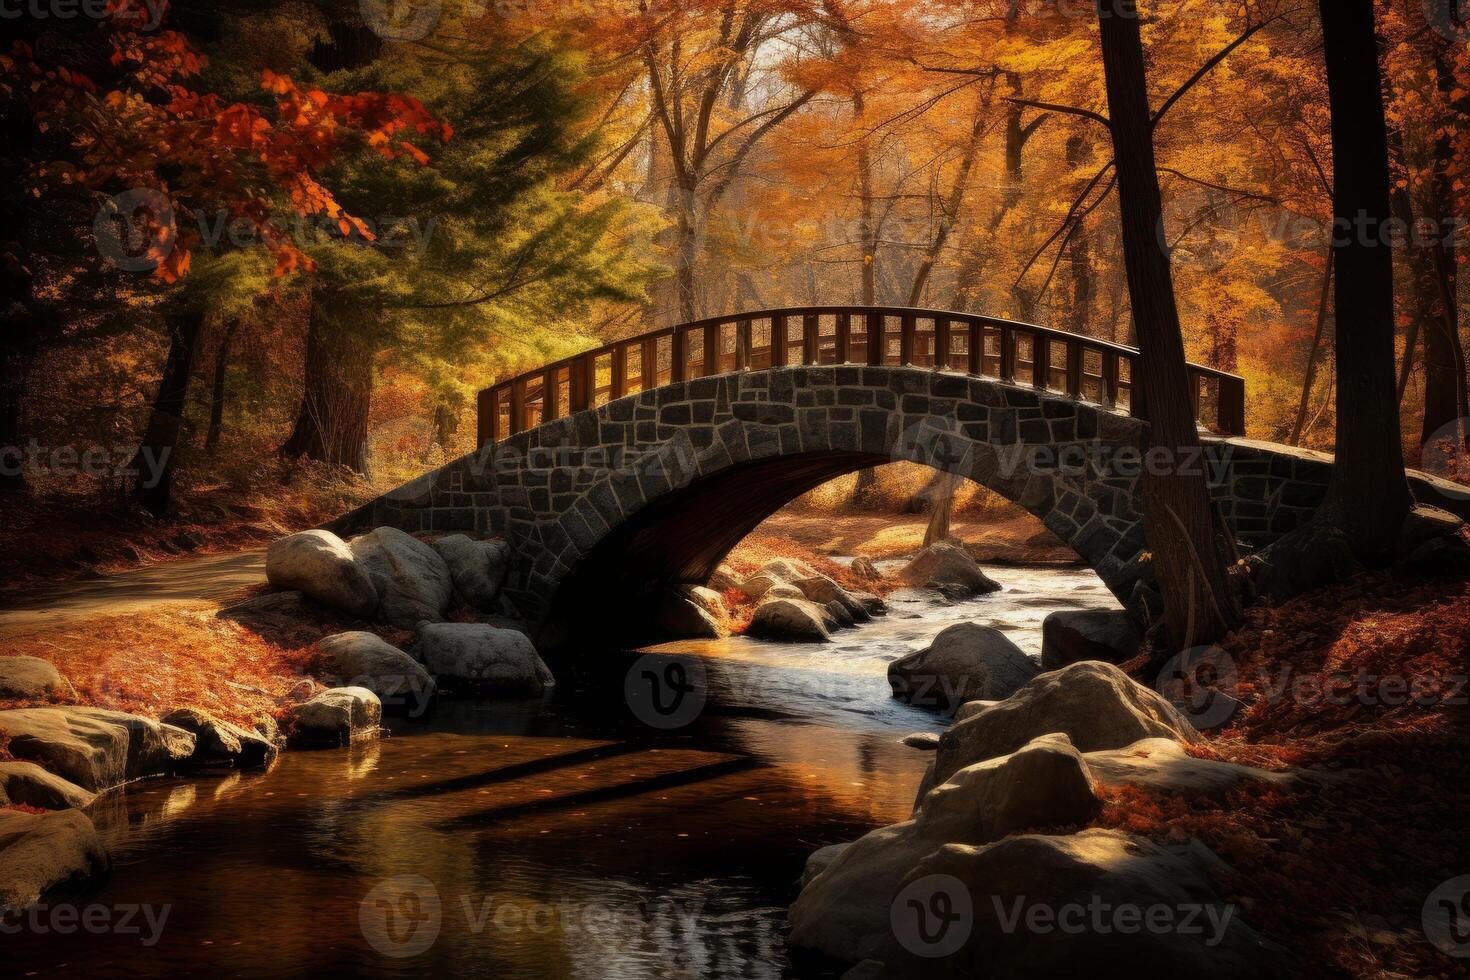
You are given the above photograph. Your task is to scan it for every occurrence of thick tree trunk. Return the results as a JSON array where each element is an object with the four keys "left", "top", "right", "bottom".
[
  {"left": 205, "top": 318, "right": 241, "bottom": 454},
  {"left": 1097, "top": 2, "right": 1239, "bottom": 647},
  {"left": 131, "top": 309, "right": 206, "bottom": 518},
  {"left": 674, "top": 179, "right": 699, "bottom": 323},
  {"left": 1314, "top": 0, "right": 1412, "bottom": 561},
  {"left": 855, "top": 93, "right": 878, "bottom": 308},
  {"left": 280, "top": 302, "right": 375, "bottom": 475}
]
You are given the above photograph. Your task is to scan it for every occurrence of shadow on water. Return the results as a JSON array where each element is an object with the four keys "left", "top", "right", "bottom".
[{"left": 3, "top": 565, "right": 1118, "bottom": 979}]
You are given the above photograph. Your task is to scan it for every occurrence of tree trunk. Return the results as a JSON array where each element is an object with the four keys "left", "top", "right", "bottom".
[
  {"left": 205, "top": 318, "right": 241, "bottom": 454},
  {"left": 1065, "top": 135, "right": 1095, "bottom": 336},
  {"left": 923, "top": 472, "right": 960, "bottom": 547},
  {"left": 130, "top": 309, "right": 206, "bottom": 518},
  {"left": 855, "top": 92, "right": 878, "bottom": 308},
  {"left": 1290, "top": 250, "right": 1333, "bottom": 446},
  {"left": 674, "top": 178, "right": 699, "bottom": 323},
  {"left": 1314, "top": 0, "right": 1412, "bottom": 562},
  {"left": 1097, "top": 2, "right": 1239, "bottom": 648},
  {"left": 280, "top": 301, "right": 375, "bottom": 475},
  {"left": 0, "top": 342, "right": 26, "bottom": 495}
]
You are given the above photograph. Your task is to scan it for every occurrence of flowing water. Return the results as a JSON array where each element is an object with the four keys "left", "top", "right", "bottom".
[{"left": 4, "top": 563, "right": 1118, "bottom": 979}]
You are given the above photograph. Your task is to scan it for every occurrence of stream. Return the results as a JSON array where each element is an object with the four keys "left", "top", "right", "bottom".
[{"left": 3, "top": 563, "right": 1119, "bottom": 978}]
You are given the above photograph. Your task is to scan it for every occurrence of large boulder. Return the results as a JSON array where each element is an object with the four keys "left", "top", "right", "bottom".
[
  {"left": 904, "top": 831, "right": 1275, "bottom": 977},
  {"left": 316, "top": 632, "right": 437, "bottom": 714},
  {"left": 889, "top": 624, "right": 1040, "bottom": 712},
  {"left": 932, "top": 661, "right": 1202, "bottom": 787},
  {"left": 745, "top": 597, "right": 835, "bottom": 643},
  {"left": 414, "top": 623, "right": 555, "bottom": 695},
  {"left": 431, "top": 534, "right": 512, "bottom": 609},
  {"left": 849, "top": 555, "right": 881, "bottom": 582},
  {"left": 653, "top": 590, "right": 724, "bottom": 640},
  {"left": 1040, "top": 609, "right": 1142, "bottom": 671},
  {"left": 793, "top": 574, "right": 870, "bottom": 624},
  {"left": 0, "top": 809, "right": 109, "bottom": 912},
  {"left": 685, "top": 586, "right": 729, "bottom": 621},
  {"left": 790, "top": 734, "right": 1101, "bottom": 964},
  {"left": 349, "top": 527, "right": 454, "bottom": 628},
  {"left": 161, "top": 708, "right": 278, "bottom": 769},
  {"left": 0, "top": 762, "right": 96, "bottom": 810},
  {"left": 0, "top": 707, "right": 195, "bottom": 791},
  {"left": 0, "top": 657, "right": 75, "bottom": 701},
  {"left": 286, "top": 687, "right": 382, "bottom": 746},
  {"left": 896, "top": 541, "right": 1001, "bottom": 594},
  {"left": 265, "top": 529, "right": 378, "bottom": 619}
]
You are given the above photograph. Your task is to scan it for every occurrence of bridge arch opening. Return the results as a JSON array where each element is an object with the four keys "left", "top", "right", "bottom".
[{"left": 540, "top": 450, "right": 1091, "bottom": 650}]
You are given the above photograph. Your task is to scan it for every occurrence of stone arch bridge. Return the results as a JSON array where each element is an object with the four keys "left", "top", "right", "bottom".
[{"left": 331, "top": 306, "right": 1466, "bottom": 643}]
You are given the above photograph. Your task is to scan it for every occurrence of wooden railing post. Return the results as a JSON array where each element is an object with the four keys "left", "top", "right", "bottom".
[
  {"left": 704, "top": 321, "right": 720, "bottom": 375},
  {"left": 1127, "top": 355, "right": 1146, "bottom": 420},
  {"left": 671, "top": 327, "right": 688, "bottom": 383},
  {"left": 1102, "top": 351, "right": 1120, "bottom": 408},
  {"left": 543, "top": 369, "right": 560, "bottom": 420},
  {"left": 1065, "top": 341, "right": 1083, "bottom": 398},
  {"left": 509, "top": 377, "right": 527, "bottom": 434},
  {"left": 836, "top": 313, "right": 851, "bottom": 363},
  {"left": 642, "top": 339, "right": 657, "bottom": 390},
  {"left": 999, "top": 324, "right": 1016, "bottom": 382},
  {"left": 802, "top": 313, "right": 819, "bottom": 365},
  {"left": 478, "top": 387, "right": 498, "bottom": 446},
  {"left": 866, "top": 311, "right": 884, "bottom": 365},
  {"left": 736, "top": 318, "right": 752, "bottom": 370},
  {"left": 772, "top": 314, "right": 788, "bottom": 367},
  {"left": 934, "top": 316, "right": 951, "bottom": 369},
  {"left": 1188, "top": 371, "right": 1202, "bottom": 426},
  {"left": 1219, "top": 376, "right": 1246, "bottom": 436},
  {"left": 900, "top": 312, "right": 916, "bottom": 365},
  {"left": 1032, "top": 332, "right": 1051, "bottom": 389},
  {"left": 610, "top": 346, "right": 627, "bottom": 400},
  {"left": 968, "top": 321, "right": 982, "bottom": 375}
]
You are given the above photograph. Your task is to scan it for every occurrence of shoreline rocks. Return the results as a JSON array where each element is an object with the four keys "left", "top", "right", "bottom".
[
  {"left": 895, "top": 541, "right": 1001, "bottom": 595},
  {"left": 0, "top": 657, "right": 75, "bottom": 702},
  {"left": 930, "top": 660, "right": 1203, "bottom": 789},
  {"left": 161, "top": 708, "right": 278, "bottom": 770},
  {"left": 432, "top": 534, "right": 511, "bottom": 610},
  {"left": 348, "top": 527, "right": 454, "bottom": 628},
  {"left": 0, "top": 809, "right": 110, "bottom": 914},
  {"left": 414, "top": 623, "right": 555, "bottom": 695},
  {"left": 265, "top": 530, "right": 378, "bottom": 620},
  {"left": 1040, "top": 609, "right": 1141, "bottom": 671},
  {"left": 316, "top": 632, "right": 437, "bottom": 715},
  {"left": 746, "top": 597, "right": 836, "bottom": 643},
  {"left": 285, "top": 687, "right": 382, "bottom": 746},
  {"left": 0, "top": 707, "right": 196, "bottom": 792},
  {"left": 888, "top": 624, "right": 1040, "bottom": 712}
]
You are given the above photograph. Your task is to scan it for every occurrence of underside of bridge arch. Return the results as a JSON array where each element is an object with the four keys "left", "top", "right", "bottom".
[{"left": 539, "top": 450, "right": 889, "bottom": 648}]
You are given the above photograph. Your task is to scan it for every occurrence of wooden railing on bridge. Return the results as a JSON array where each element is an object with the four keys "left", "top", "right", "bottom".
[{"left": 476, "top": 307, "right": 1246, "bottom": 445}]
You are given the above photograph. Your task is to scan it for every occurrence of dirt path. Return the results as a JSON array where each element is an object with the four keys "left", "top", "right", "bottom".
[{"left": 0, "top": 549, "right": 266, "bottom": 637}]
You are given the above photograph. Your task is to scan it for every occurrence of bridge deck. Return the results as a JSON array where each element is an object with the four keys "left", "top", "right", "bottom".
[{"left": 477, "top": 306, "right": 1245, "bottom": 445}]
